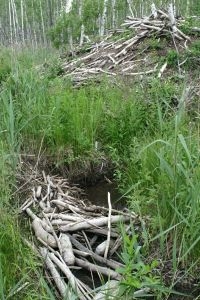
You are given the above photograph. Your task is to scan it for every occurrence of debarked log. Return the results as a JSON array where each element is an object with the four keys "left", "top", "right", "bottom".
[
  {"left": 60, "top": 233, "right": 75, "bottom": 265},
  {"left": 60, "top": 215, "right": 130, "bottom": 232},
  {"left": 32, "top": 218, "right": 57, "bottom": 248}
]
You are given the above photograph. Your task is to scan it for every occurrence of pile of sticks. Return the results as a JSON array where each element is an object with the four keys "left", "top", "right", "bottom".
[
  {"left": 20, "top": 172, "right": 140, "bottom": 299},
  {"left": 61, "top": 5, "right": 191, "bottom": 86}
]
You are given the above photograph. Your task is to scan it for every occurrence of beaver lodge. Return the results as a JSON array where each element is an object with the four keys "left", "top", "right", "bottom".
[
  {"left": 20, "top": 170, "right": 142, "bottom": 299},
  {"left": 59, "top": 4, "right": 192, "bottom": 87}
]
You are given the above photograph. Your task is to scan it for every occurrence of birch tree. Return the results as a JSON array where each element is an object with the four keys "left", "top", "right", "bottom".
[
  {"left": 8, "top": 0, "right": 13, "bottom": 44},
  {"left": 127, "top": 0, "right": 134, "bottom": 17},
  {"left": 111, "top": 0, "right": 116, "bottom": 29},
  {"left": 20, "top": 0, "right": 24, "bottom": 43},
  {"left": 100, "top": 0, "right": 108, "bottom": 37}
]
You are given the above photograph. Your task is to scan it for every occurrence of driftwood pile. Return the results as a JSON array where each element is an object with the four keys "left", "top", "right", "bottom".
[
  {"left": 61, "top": 4, "right": 191, "bottom": 86},
  {"left": 20, "top": 172, "right": 140, "bottom": 299}
]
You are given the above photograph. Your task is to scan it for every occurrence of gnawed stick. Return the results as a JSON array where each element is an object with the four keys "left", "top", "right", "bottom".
[
  {"left": 42, "top": 213, "right": 62, "bottom": 252},
  {"left": 20, "top": 198, "right": 34, "bottom": 212},
  {"left": 60, "top": 215, "right": 130, "bottom": 232},
  {"left": 95, "top": 239, "right": 115, "bottom": 256},
  {"left": 48, "top": 252, "right": 91, "bottom": 300},
  {"left": 158, "top": 61, "right": 168, "bottom": 78},
  {"left": 84, "top": 205, "right": 138, "bottom": 219},
  {"left": 93, "top": 280, "right": 119, "bottom": 300},
  {"left": 60, "top": 233, "right": 75, "bottom": 265},
  {"left": 40, "top": 247, "right": 72, "bottom": 298},
  {"left": 27, "top": 210, "right": 57, "bottom": 248},
  {"left": 74, "top": 249, "right": 91, "bottom": 258},
  {"left": 69, "top": 234, "right": 123, "bottom": 270},
  {"left": 75, "top": 257, "right": 121, "bottom": 280},
  {"left": 32, "top": 218, "right": 57, "bottom": 248},
  {"left": 104, "top": 192, "right": 112, "bottom": 259}
]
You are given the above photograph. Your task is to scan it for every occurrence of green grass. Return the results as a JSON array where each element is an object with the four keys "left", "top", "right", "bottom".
[{"left": 122, "top": 89, "right": 200, "bottom": 265}]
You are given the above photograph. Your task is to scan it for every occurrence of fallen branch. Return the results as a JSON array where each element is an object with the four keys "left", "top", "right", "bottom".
[
  {"left": 60, "top": 215, "right": 129, "bottom": 232},
  {"left": 40, "top": 247, "right": 71, "bottom": 298}
]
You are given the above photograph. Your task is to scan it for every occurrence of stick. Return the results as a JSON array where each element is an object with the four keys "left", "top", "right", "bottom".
[
  {"left": 69, "top": 235, "right": 123, "bottom": 270},
  {"left": 32, "top": 218, "right": 57, "bottom": 248},
  {"left": 60, "top": 215, "right": 129, "bottom": 232},
  {"left": 104, "top": 192, "right": 112, "bottom": 259},
  {"left": 40, "top": 247, "right": 71, "bottom": 298},
  {"left": 158, "top": 61, "right": 168, "bottom": 78},
  {"left": 48, "top": 252, "right": 88, "bottom": 300},
  {"left": 75, "top": 257, "right": 121, "bottom": 280}
]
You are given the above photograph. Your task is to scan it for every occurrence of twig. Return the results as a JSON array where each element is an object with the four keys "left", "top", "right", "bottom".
[
  {"left": 60, "top": 215, "right": 130, "bottom": 232},
  {"left": 104, "top": 192, "right": 112, "bottom": 259}
]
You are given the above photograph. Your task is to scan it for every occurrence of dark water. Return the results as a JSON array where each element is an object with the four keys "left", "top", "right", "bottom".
[{"left": 84, "top": 180, "right": 126, "bottom": 210}]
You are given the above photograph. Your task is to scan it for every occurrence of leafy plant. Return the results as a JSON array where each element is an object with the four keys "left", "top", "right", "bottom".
[
  {"left": 118, "top": 228, "right": 162, "bottom": 299},
  {"left": 180, "top": 17, "right": 200, "bottom": 36},
  {"left": 166, "top": 50, "right": 180, "bottom": 67}
]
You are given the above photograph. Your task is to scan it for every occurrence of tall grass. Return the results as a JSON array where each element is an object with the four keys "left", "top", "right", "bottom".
[
  {"left": 0, "top": 47, "right": 59, "bottom": 299},
  {"left": 123, "top": 86, "right": 200, "bottom": 267}
]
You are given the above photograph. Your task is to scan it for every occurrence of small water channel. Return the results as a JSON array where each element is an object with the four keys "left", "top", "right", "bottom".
[{"left": 84, "top": 180, "right": 126, "bottom": 210}]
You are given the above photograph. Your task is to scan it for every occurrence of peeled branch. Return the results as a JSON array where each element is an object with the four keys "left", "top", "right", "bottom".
[
  {"left": 40, "top": 247, "right": 71, "bottom": 298},
  {"left": 60, "top": 215, "right": 129, "bottom": 232},
  {"left": 60, "top": 233, "right": 75, "bottom": 265},
  {"left": 32, "top": 218, "right": 57, "bottom": 248},
  {"left": 95, "top": 239, "right": 114, "bottom": 256},
  {"left": 95, "top": 240, "right": 108, "bottom": 256}
]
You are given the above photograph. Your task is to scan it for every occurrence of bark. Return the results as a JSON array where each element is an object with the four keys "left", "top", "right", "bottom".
[{"left": 100, "top": 0, "right": 108, "bottom": 37}]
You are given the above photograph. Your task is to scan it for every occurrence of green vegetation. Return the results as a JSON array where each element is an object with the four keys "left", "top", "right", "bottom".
[
  {"left": 0, "top": 210, "right": 58, "bottom": 300},
  {"left": 118, "top": 228, "right": 162, "bottom": 299}
]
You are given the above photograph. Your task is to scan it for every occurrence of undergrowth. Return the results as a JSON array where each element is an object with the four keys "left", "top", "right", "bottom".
[{"left": 1, "top": 45, "right": 200, "bottom": 298}]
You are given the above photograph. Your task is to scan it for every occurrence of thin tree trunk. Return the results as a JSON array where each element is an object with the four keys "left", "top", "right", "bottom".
[
  {"left": 80, "top": 24, "right": 84, "bottom": 46},
  {"left": 12, "top": 0, "right": 19, "bottom": 42},
  {"left": 65, "top": 0, "right": 73, "bottom": 13},
  {"left": 100, "top": 0, "right": 108, "bottom": 37},
  {"left": 127, "top": 0, "right": 134, "bottom": 17},
  {"left": 31, "top": 0, "right": 38, "bottom": 47},
  {"left": 8, "top": 0, "right": 13, "bottom": 44},
  {"left": 11, "top": 0, "right": 20, "bottom": 43},
  {"left": 112, "top": 0, "right": 116, "bottom": 29},
  {"left": 21, "top": 0, "right": 25, "bottom": 43},
  {"left": 39, "top": 0, "right": 46, "bottom": 44}
]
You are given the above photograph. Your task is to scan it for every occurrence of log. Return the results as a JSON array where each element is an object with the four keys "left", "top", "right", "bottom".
[
  {"left": 32, "top": 218, "right": 57, "bottom": 248},
  {"left": 60, "top": 233, "right": 75, "bottom": 265},
  {"left": 60, "top": 215, "right": 130, "bottom": 232}
]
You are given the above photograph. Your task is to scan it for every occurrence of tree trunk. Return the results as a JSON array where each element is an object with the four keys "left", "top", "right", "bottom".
[{"left": 100, "top": 0, "right": 108, "bottom": 37}]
